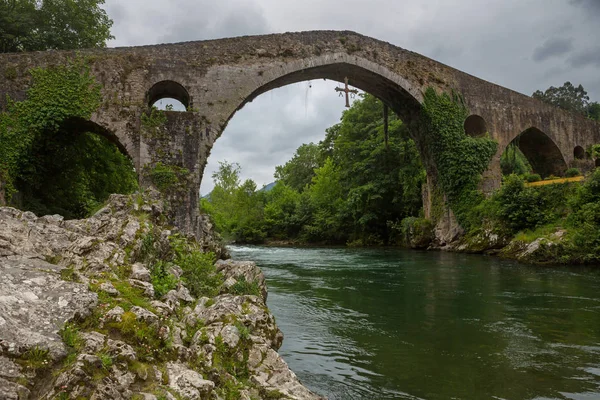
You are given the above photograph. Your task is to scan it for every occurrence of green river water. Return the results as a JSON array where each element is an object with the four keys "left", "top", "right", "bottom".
[{"left": 228, "top": 245, "right": 600, "bottom": 400}]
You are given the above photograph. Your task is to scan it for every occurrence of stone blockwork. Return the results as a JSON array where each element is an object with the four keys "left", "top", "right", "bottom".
[{"left": 1, "top": 30, "right": 599, "bottom": 237}]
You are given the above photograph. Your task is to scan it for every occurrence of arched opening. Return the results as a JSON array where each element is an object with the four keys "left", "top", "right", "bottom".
[
  {"left": 464, "top": 115, "right": 488, "bottom": 138},
  {"left": 62, "top": 117, "right": 132, "bottom": 158},
  {"left": 574, "top": 146, "right": 585, "bottom": 160},
  {"left": 596, "top": 159, "right": 600, "bottom": 168},
  {"left": 13, "top": 118, "right": 137, "bottom": 218},
  {"left": 227, "top": 62, "right": 422, "bottom": 129},
  {"left": 147, "top": 80, "right": 190, "bottom": 111},
  {"left": 502, "top": 127, "right": 567, "bottom": 178},
  {"left": 201, "top": 62, "right": 425, "bottom": 246}
]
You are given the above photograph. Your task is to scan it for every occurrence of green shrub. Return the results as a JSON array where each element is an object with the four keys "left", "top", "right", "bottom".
[
  {"left": 565, "top": 170, "right": 600, "bottom": 259},
  {"left": 525, "top": 173, "right": 542, "bottom": 182},
  {"left": 565, "top": 168, "right": 581, "bottom": 177},
  {"left": 495, "top": 175, "right": 549, "bottom": 233},
  {"left": 415, "top": 88, "right": 497, "bottom": 229},
  {"left": 59, "top": 323, "right": 83, "bottom": 350},
  {"left": 21, "top": 346, "right": 50, "bottom": 371},
  {"left": 229, "top": 276, "right": 261, "bottom": 296},
  {"left": 150, "top": 261, "right": 178, "bottom": 298},
  {"left": 148, "top": 162, "right": 189, "bottom": 194},
  {"left": 169, "top": 235, "right": 223, "bottom": 298},
  {"left": 401, "top": 216, "right": 434, "bottom": 248},
  {"left": 97, "top": 351, "right": 113, "bottom": 370}
]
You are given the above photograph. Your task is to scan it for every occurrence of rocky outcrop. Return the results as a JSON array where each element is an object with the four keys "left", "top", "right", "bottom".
[{"left": 0, "top": 192, "right": 323, "bottom": 399}]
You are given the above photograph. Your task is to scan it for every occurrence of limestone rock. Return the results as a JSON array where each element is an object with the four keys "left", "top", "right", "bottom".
[
  {"left": 131, "top": 306, "right": 158, "bottom": 324},
  {"left": 106, "top": 338, "right": 137, "bottom": 361},
  {"left": 0, "top": 258, "right": 97, "bottom": 359},
  {"left": 166, "top": 362, "right": 215, "bottom": 399},
  {"left": 190, "top": 294, "right": 282, "bottom": 349},
  {"left": 131, "top": 263, "right": 151, "bottom": 282},
  {"left": 0, "top": 377, "right": 30, "bottom": 400},
  {"left": 100, "top": 282, "right": 119, "bottom": 296},
  {"left": 0, "top": 193, "right": 321, "bottom": 400},
  {"left": 0, "top": 356, "right": 29, "bottom": 400},
  {"left": 105, "top": 305, "right": 125, "bottom": 322},
  {"left": 216, "top": 259, "right": 267, "bottom": 300},
  {"left": 129, "top": 279, "right": 155, "bottom": 298},
  {"left": 81, "top": 331, "right": 106, "bottom": 353}
]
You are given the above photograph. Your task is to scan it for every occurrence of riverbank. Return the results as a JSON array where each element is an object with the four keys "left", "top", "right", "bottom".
[{"left": 0, "top": 191, "right": 322, "bottom": 400}]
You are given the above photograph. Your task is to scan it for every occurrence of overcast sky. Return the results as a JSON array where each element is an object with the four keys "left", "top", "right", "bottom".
[{"left": 104, "top": 0, "right": 600, "bottom": 195}]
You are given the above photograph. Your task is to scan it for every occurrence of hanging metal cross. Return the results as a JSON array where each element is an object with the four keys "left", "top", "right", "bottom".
[{"left": 335, "top": 77, "right": 359, "bottom": 107}]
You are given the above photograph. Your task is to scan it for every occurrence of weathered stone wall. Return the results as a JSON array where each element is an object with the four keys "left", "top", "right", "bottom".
[{"left": 1, "top": 30, "right": 599, "bottom": 237}]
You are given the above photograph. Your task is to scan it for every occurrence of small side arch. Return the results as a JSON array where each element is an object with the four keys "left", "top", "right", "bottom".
[
  {"left": 574, "top": 145, "right": 585, "bottom": 160},
  {"left": 147, "top": 80, "right": 190, "bottom": 110},
  {"left": 62, "top": 117, "right": 132, "bottom": 159},
  {"left": 464, "top": 115, "right": 488, "bottom": 138}
]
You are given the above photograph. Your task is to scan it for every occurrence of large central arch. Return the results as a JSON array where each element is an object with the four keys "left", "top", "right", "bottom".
[{"left": 216, "top": 54, "right": 424, "bottom": 140}]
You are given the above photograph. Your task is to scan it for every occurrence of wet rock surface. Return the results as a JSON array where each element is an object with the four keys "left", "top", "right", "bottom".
[{"left": 0, "top": 192, "right": 323, "bottom": 399}]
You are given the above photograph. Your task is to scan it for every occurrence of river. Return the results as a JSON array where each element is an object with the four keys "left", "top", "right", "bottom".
[{"left": 229, "top": 245, "right": 600, "bottom": 400}]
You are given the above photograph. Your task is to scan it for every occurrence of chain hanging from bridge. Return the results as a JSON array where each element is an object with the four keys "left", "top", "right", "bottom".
[
  {"left": 335, "top": 77, "right": 359, "bottom": 108},
  {"left": 384, "top": 104, "right": 389, "bottom": 150}
]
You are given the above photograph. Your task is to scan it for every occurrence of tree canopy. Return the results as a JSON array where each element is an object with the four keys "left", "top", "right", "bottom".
[
  {"left": 274, "top": 143, "right": 321, "bottom": 192},
  {"left": 0, "top": 0, "right": 113, "bottom": 53},
  {"left": 532, "top": 82, "right": 599, "bottom": 120},
  {"left": 202, "top": 94, "right": 426, "bottom": 245}
]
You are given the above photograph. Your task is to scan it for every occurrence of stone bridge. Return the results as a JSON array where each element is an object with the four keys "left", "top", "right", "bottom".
[{"left": 1, "top": 31, "right": 599, "bottom": 238}]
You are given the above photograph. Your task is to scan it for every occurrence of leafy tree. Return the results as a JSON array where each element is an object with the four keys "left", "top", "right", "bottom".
[
  {"left": 0, "top": 0, "right": 37, "bottom": 53},
  {"left": 331, "top": 94, "right": 425, "bottom": 243},
  {"left": 274, "top": 143, "right": 321, "bottom": 192},
  {"left": 17, "top": 129, "right": 137, "bottom": 218},
  {"left": 0, "top": 0, "right": 113, "bottom": 53},
  {"left": 588, "top": 102, "right": 600, "bottom": 121},
  {"left": 501, "top": 143, "right": 532, "bottom": 176},
  {"left": 494, "top": 175, "right": 549, "bottom": 233},
  {"left": 263, "top": 183, "right": 303, "bottom": 239},
  {"left": 303, "top": 157, "right": 346, "bottom": 242},
  {"left": 532, "top": 82, "right": 590, "bottom": 114},
  {"left": 201, "top": 161, "right": 266, "bottom": 243},
  {"left": 415, "top": 89, "right": 497, "bottom": 229}
]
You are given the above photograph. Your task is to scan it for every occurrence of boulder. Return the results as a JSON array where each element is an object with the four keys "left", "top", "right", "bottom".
[
  {"left": 0, "top": 258, "right": 97, "bottom": 359},
  {"left": 166, "top": 362, "right": 215, "bottom": 399},
  {"left": 216, "top": 259, "right": 267, "bottom": 300}
]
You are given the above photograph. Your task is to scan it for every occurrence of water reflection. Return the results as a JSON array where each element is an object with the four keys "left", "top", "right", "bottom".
[{"left": 230, "top": 246, "right": 600, "bottom": 400}]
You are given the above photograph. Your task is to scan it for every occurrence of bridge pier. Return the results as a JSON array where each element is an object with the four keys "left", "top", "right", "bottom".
[{"left": 138, "top": 111, "right": 212, "bottom": 239}]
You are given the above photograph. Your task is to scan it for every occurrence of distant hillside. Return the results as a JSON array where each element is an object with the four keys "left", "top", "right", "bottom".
[
  {"left": 260, "top": 182, "right": 277, "bottom": 192},
  {"left": 202, "top": 181, "right": 276, "bottom": 200}
]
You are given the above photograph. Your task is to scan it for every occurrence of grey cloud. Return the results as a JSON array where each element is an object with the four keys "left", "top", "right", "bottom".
[
  {"left": 570, "top": 0, "right": 600, "bottom": 14},
  {"left": 533, "top": 38, "right": 574, "bottom": 62},
  {"left": 160, "top": 1, "right": 270, "bottom": 44},
  {"left": 569, "top": 47, "right": 600, "bottom": 68},
  {"left": 105, "top": 0, "right": 270, "bottom": 47},
  {"left": 201, "top": 81, "right": 346, "bottom": 194}
]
